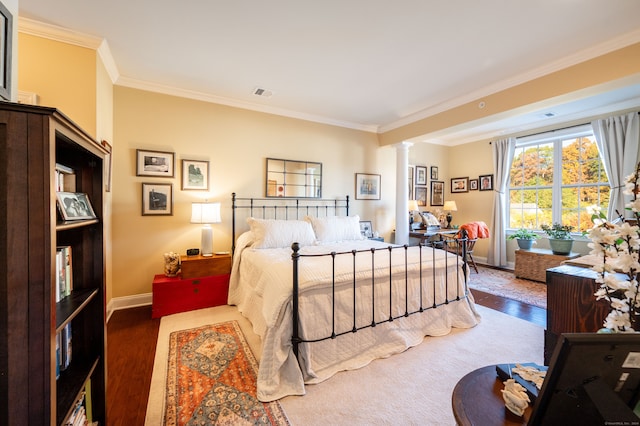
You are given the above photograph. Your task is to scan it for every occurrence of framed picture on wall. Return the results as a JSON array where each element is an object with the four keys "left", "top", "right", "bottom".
[
  {"left": 355, "top": 173, "right": 381, "bottom": 200},
  {"left": 479, "top": 174, "right": 494, "bottom": 191},
  {"left": 451, "top": 177, "right": 469, "bottom": 193},
  {"left": 182, "top": 159, "right": 209, "bottom": 190},
  {"left": 415, "top": 186, "right": 427, "bottom": 206},
  {"left": 469, "top": 179, "right": 478, "bottom": 190},
  {"left": 142, "top": 183, "right": 173, "bottom": 215},
  {"left": 415, "top": 166, "right": 427, "bottom": 185},
  {"left": 430, "top": 181, "right": 444, "bottom": 206},
  {"left": 430, "top": 166, "right": 438, "bottom": 180},
  {"left": 136, "top": 149, "right": 175, "bottom": 177},
  {"left": 0, "top": 2, "right": 12, "bottom": 101}
]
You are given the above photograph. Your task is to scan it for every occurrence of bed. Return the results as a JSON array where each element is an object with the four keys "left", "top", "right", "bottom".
[{"left": 228, "top": 194, "right": 481, "bottom": 401}]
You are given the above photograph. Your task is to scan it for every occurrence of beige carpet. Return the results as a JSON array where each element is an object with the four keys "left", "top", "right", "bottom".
[
  {"left": 469, "top": 266, "right": 547, "bottom": 308},
  {"left": 146, "top": 304, "right": 543, "bottom": 425}
]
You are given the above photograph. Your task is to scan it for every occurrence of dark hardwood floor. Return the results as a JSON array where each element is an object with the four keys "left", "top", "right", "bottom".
[{"left": 106, "top": 290, "right": 545, "bottom": 425}]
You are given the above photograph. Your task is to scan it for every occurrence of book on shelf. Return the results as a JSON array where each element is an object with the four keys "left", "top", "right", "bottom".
[
  {"left": 55, "top": 163, "right": 76, "bottom": 193},
  {"left": 64, "top": 390, "right": 86, "bottom": 426},
  {"left": 56, "top": 246, "right": 73, "bottom": 302},
  {"left": 59, "top": 323, "right": 72, "bottom": 372}
]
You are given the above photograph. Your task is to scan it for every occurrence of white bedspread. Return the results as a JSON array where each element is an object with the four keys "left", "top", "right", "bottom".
[{"left": 228, "top": 234, "right": 481, "bottom": 401}]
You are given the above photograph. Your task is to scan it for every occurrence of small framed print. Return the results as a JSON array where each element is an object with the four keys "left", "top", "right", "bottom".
[
  {"left": 415, "top": 186, "right": 427, "bottom": 206},
  {"left": 182, "top": 159, "right": 209, "bottom": 190},
  {"left": 359, "top": 220, "right": 373, "bottom": 238},
  {"left": 451, "top": 177, "right": 469, "bottom": 193},
  {"left": 479, "top": 174, "right": 494, "bottom": 191},
  {"left": 415, "top": 166, "right": 427, "bottom": 185},
  {"left": 0, "top": 3, "right": 12, "bottom": 101},
  {"left": 142, "top": 183, "right": 173, "bottom": 215},
  {"left": 355, "top": 173, "right": 381, "bottom": 200},
  {"left": 469, "top": 179, "right": 478, "bottom": 190},
  {"left": 430, "top": 181, "right": 444, "bottom": 206},
  {"left": 56, "top": 192, "right": 97, "bottom": 221},
  {"left": 136, "top": 149, "right": 175, "bottom": 177},
  {"left": 430, "top": 166, "right": 438, "bottom": 180}
]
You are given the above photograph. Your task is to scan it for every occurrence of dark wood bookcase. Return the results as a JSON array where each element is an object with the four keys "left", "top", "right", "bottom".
[{"left": 0, "top": 102, "right": 107, "bottom": 425}]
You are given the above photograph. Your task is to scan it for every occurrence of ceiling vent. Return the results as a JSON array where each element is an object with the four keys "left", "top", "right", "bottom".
[{"left": 253, "top": 87, "right": 274, "bottom": 98}]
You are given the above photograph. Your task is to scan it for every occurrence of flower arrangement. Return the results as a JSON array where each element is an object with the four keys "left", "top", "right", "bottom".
[
  {"left": 588, "top": 162, "right": 640, "bottom": 332},
  {"left": 541, "top": 223, "right": 574, "bottom": 239}
]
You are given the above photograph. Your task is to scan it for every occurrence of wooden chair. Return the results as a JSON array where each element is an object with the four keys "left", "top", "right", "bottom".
[{"left": 443, "top": 222, "right": 489, "bottom": 273}]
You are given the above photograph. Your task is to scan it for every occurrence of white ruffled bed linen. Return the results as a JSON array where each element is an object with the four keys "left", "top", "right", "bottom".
[{"left": 228, "top": 234, "right": 481, "bottom": 402}]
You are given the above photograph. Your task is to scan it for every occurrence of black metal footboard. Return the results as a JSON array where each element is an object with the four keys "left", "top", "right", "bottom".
[{"left": 291, "top": 233, "right": 470, "bottom": 359}]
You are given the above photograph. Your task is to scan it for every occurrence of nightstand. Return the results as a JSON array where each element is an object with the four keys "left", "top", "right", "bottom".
[{"left": 152, "top": 253, "right": 232, "bottom": 318}]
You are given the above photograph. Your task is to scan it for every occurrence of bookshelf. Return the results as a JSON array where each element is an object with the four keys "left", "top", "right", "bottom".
[{"left": 0, "top": 102, "right": 107, "bottom": 425}]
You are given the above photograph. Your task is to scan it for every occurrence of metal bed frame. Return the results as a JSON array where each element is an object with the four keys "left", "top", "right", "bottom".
[{"left": 231, "top": 193, "right": 471, "bottom": 360}]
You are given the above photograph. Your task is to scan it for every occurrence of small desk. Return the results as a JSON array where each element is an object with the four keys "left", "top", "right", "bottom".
[
  {"left": 409, "top": 228, "right": 458, "bottom": 246},
  {"left": 452, "top": 365, "right": 531, "bottom": 426}
]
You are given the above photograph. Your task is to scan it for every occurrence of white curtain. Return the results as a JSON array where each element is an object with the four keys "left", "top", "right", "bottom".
[
  {"left": 591, "top": 112, "right": 640, "bottom": 220},
  {"left": 487, "top": 137, "right": 516, "bottom": 267}
]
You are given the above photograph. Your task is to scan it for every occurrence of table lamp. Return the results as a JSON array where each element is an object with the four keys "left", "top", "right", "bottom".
[
  {"left": 191, "top": 202, "right": 221, "bottom": 257},
  {"left": 443, "top": 200, "right": 457, "bottom": 228},
  {"left": 408, "top": 199, "right": 419, "bottom": 225}
]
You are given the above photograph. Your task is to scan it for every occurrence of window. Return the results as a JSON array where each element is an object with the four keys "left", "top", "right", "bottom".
[{"left": 509, "top": 125, "right": 609, "bottom": 233}]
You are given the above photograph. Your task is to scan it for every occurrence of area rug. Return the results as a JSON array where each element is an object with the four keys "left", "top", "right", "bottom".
[
  {"left": 469, "top": 266, "right": 547, "bottom": 308},
  {"left": 163, "top": 320, "right": 289, "bottom": 425}
]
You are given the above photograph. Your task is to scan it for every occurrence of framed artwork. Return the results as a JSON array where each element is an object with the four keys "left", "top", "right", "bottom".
[
  {"left": 415, "top": 166, "right": 427, "bottom": 186},
  {"left": 56, "top": 192, "right": 97, "bottom": 221},
  {"left": 182, "top": 159, "right": 209, "bottom": 190},
  {"left": 0, "top": 2, "right": 12, "bottom": 101},
  {"left": 359, "top": 220, "right": 373, "bottom": 238},
  {"left": 142, "top": 183, "right": 173, "bottom": 215},
  {"left": 469, "top": 179, "right": 478, "bottom": 190},
  {"left": 415, "top": 186, "right": 427, "bottom": 206},
  {"left": 479, "top": 174, "right": 494, "bottom": 191},
  {"left": 408, "top": 165, "right": 414, "bottom": 200},
  {"left": 355, "top": 173, "right": 381, "bottom": 200},
  {"left": 102, "top": 140, "right": 112, "bottom": 192},
  {"left": 430, "top": 166, "right": 438, "bottom": 180},
  {"left": 430, "top": 181, "right": 444, "bottom": 206},
  {"left": 136, "top": 149, "right": 175, "bottom": 177},
  {"left": 451, "top": 177, "right": 469, "bottom": 193}
]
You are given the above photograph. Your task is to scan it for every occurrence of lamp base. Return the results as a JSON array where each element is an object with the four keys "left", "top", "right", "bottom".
[
  {"left": 446, "top": 213, "right": 453, "bottom": 229},
  {"left": 201, "top": 225, "right": 213, "bottom": 257}
]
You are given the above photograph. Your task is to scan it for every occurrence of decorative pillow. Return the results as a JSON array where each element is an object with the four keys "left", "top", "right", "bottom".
[
  {"left": 246, "top": 217, "right": 316, "bottom": 249},
  {"left": 305, "top": 215, "right": 364, "bottom": 242},
  {"left": 421, "top": 212, "right": 441, "bottom": 227}
]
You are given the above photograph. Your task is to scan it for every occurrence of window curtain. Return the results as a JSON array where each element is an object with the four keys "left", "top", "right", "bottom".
[
  {"left": 591, "top": 112, "right": 640, "bottom": 220},
  {"left": 487, "top": 137, "right": 516, "bottom": 267}
]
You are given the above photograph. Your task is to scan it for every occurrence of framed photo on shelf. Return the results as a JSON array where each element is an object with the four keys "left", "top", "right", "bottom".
[
  {"left": 181, "top": 159, "right": 209, "bottom": 190},
  {"left": 359, "top": 220, "right": 373, "bottom": 238},
  {"left": 142, "top": 183, "right": 173, "bottom": 215},
  {"left": 430, "top": 181, "right": 444, "bottom": 206},
  {"left": 355, "top": 173, "right": 381, "bottom": 200},
  {"left": 415, "top": 186, "right": 427, "bottom": 206},
  {"left": 451, "top": 177, "right": 469, "bottom": 193},
  {"left": 56, "top": 192, "right": 97, "bottom": 221},
  {"left": 415, "top": 166, "right": 427, "bottom": 185},
  {"left": 479, "top": 174, "right": 494, "bottom": 191},
  {"left": 469, "top": 179, "right": 478, "bottom": 190},
  {"left": 136, "top": 149, "right": 175, "bottom": 177},
  {"left": 430, "top": 166, "right": 438, "bottom": 180}
]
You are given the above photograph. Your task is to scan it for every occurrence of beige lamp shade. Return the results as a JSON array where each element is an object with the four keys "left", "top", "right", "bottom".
[
  {"left": 191, "top": 202, "right": 221, "bottom": 256},
  {"left": 408, "top": 199, "right": 419, "bottom": 212},
  {"left": 443, "top": 200, "right": 458, "bottom": 212}
]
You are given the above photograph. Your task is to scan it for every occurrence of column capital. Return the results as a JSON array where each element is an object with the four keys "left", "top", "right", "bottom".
[{"left": 393, "top": 141, "right": 413, "bottom": 151}]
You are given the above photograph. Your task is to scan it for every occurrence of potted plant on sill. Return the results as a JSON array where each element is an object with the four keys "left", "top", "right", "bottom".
[
  {"left": 541, "top": 223, "right": 574, "bottom": 255},
  {"left": 507, "top": 228, "right": 538, "bottom": 250}
]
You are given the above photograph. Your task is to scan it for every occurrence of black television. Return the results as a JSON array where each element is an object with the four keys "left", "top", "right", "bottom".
[{"left": 528, "top": 332, "right": 640, "bottom": 425}]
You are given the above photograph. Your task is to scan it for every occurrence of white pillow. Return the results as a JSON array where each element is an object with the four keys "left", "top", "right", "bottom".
[
  {"left": 421, "top": 212, "right": 441, "bottom": 227},
  {"left": 246, "top": 217, "right": 316, "bottom": 249},
  {"left": 306, "top": 215, "right": 364, "bottom": 242}
]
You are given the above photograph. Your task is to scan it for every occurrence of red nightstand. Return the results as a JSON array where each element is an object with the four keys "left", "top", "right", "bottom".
[{"left": 152, "top": 253, "right": 231, "bottom": 318}]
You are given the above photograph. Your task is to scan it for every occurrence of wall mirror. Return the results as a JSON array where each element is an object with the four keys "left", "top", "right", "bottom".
[{"left": 266, "top": 157, "right": 322, "bottom": 198}]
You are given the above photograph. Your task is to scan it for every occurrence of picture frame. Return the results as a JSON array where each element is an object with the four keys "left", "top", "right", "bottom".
[
  {"left": 181, "top": 159, "right": 209, "bottom": 190},
  {"left": 415, "top": 166, "right": 427, "bottom": 186},
  {"left": 469, "top": 179, "right": 478, "bottom": 191},
  {"left": 136, "top": 149, "right": 175, "bottom": 177},
  {"left": 415, "top": 186, "right": 427, "bottom": 206},
  {"left": 430, "top": 181, "right": 444, "bottom": 206},
  {"left": 451, "top": 177, "right": 469, "bottom": 193},
  {"left": 142, "top": 183, "right": 173, "bottom": 215},
  {"left": 479, "top": 174, "right": 494, "bottom": 191},
  {"left": 408, "top": 165, "right": 414, "bottom": 199},
  {"left": 355, "top": 173, "right": 381, "bottom": 200},
  {"left": 0, "top": 2, "right": 12, "bottom": 101},
  {"left": 430, "top": 166, "right": 438, "bottom": 180},
  {"left": 102, "top": 140, "right": 112, "bottom": 192},
  {"left": 56, "top": 192, "right": 97, "bottom": 221},
  {"left": 359, "top": 220, "right": 373, "bottom": 238}
]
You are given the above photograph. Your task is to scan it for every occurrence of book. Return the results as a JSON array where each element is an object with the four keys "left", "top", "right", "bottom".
[
  {"left": 55, "top": 163, "right": 76, "bottom": 192},
  {"left": 61, "top": 323, "right": 72, "bottom": 370},
  {"left": 56, "top": 246, "right": 73, "bottom": 298}
]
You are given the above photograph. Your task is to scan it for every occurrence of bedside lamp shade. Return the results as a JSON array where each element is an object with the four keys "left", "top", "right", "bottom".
[
  {"left": 443, "top": 200, "right": 457, "bottom": 229},
  {"left": 191, "top": 202, "right": 221, "bottom": 257},
  {"left": 408, "top": 199, "right": 419, "bottom": 212}
]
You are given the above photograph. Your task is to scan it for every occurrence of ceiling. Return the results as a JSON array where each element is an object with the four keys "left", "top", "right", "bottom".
[{"left": 17, "top": 0, "right": 640, "bottom": 144}]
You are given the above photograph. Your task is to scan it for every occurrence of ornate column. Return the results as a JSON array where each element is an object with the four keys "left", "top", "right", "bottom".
[{"left": 394, "top": 142, "right": 412, "bottom": 245}]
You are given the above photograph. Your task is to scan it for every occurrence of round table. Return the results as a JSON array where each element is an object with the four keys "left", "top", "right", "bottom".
[{"left": 451, "top": 365, "right": 532, "bottom": 425}]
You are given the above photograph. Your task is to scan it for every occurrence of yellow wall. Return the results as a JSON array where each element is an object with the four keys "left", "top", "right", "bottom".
[{"left": 112, "top": 87, "right": 397, "bottom": 298}]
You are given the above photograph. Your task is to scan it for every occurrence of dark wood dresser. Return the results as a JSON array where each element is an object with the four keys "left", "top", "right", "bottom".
[{"left": 544, "top": 265, "right": 611, "bottom": 364}]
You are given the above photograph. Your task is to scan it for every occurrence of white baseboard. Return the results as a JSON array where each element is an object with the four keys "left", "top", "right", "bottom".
[{"left": 106, "top": 293, "right": 152, "bottom": 322}]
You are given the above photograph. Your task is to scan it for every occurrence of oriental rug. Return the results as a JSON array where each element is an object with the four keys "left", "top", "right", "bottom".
[
  {"left": 468, "top": 266, "right": 547, "bottom": 308},
  {"left": 163, "top": 320, "right": 290, "bottom": 425}
]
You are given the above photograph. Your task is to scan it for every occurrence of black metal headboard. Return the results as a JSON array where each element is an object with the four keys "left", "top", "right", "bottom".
[{"left": 231, "top": 192, "right": 350, "bottom": 253}]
